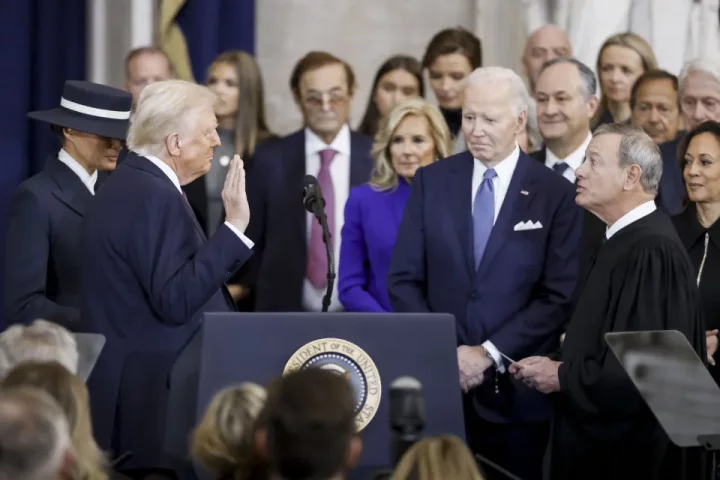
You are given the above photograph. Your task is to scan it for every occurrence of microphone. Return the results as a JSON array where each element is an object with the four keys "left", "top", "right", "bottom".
[
  {"left": 302, "top": 175, "right": 334, "bottom": 313},
  {"left": 303, "top": 175, "right": 325, "bottom": 215},
  {"left": 390, "top": 376, "right": 426, "bottom": 467}
]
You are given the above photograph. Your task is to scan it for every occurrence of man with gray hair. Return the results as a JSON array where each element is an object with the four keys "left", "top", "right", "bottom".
[
  {"left": 0, "top": 387, "right": 73, "bottom": 480},
  {"left": 679, "top": 57, "right": 720, "bottom": 130},
  {"left": 511, "top": 123, "right": 706, "bottom": 479},
  {"left": 79, "top": 79, "right": 253, "bottom": 470},
  {"left": 389, "top": 66, "right": 582, "bottom": 480},
  {"left": 0, "top": 319, "right": 78, "bottom": 379}
]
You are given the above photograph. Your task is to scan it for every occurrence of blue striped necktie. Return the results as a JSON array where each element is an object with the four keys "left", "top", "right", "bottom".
[{"left": 473, "top": 168, "right": 497, "bottom": 270}]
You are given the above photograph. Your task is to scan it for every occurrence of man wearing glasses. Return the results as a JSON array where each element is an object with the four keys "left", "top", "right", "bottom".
[{"left": 244, "top": 51, "right": 373, "bottom": 312}]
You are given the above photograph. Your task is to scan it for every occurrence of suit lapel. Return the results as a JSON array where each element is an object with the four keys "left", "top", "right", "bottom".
[
  {"left": 476, "top": 153, "right": 534, "bottom": 280},
  {"left": 124, "top": 152, "right": 210, "bottom": 241},
  {"left": 447, "top": 152, "right": 476, "bottom": 280},
  {"left": 47, "top": 157, "right": 92, "bottom": 217},
  {"left": 182, "top": 198, "right": 208, "bottom": 242}
]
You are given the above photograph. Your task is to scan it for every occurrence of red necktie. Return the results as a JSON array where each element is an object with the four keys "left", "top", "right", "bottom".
[{"left": 307, "top": 149, "right": 336, "bottom": 288}]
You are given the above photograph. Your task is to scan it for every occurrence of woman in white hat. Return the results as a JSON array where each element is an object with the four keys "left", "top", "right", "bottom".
[{"left": 4, "top": 80, "right": 132, "bottom": 330}]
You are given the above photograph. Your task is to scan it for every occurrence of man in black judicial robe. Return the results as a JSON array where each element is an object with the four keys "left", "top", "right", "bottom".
[{"left": 511, "top": 123, "right": 706, "bottom": 480}]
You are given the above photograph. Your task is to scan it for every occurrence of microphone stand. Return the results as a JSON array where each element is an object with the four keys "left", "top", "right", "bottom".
[{"left": 311, "top": 196, "right": 335, "bottom": 313}]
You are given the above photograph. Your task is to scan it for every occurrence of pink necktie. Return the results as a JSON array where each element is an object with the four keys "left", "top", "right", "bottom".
[{"left": 307, "top": 148, "right": 336, "bottom": 288}]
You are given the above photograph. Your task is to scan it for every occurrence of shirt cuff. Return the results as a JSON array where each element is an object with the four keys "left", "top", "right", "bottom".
[
  {"left": 223, "top": 221, "right": 254, "bottom": 249},
  {"left": 482, "top": 341, "right": 506, "bottom": 374}
]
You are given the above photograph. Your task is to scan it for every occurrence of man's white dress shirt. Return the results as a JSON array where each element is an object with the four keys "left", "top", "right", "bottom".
[
  {"left": 544, "top": 133, "right": 592, "bottom": 184},
  {"left": 471, "top": 144, "right": 521, "bottom": 372},
  {"left": 303, "top": 125, "right": 351, "bottom": 312},
  {"left": 58, "top": 149, "right": 97, "bottom": 194}
]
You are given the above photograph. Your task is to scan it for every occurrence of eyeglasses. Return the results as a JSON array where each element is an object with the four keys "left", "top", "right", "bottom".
[{"left": 303, "top": 91, "right": 348, "bottom": 108}]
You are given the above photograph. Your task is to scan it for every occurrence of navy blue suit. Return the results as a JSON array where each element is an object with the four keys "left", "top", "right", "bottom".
[
  {"left": 4, "top": 157, "right": 95, "bottom": 330},
  {"left": 244, "top": 129, "right": 372, "bottom": 311},
  {"left": 338, "top": 179, "right": 411, "bottom": 312},
  {"left": 388, "top": 150, "right": 582, "bottom": 479},
  {"left": 80, "top": 152, "right": 251, "bottom": 469},
  {"left": 656, "top": 134, "right": 686, "bottom": 215}
]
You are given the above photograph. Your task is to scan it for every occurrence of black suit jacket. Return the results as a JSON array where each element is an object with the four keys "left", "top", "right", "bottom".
[
  {"left": 4, "top": 157, "right": 98, "bottom": 330},
  {"left": 244, "top": 129, "right": 373, "bottom": 311},
  {"left": 656, "top": 133, "right": 686, "bottom": 215}
]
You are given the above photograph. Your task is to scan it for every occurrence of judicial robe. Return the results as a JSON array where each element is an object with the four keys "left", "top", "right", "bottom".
[{"left": 547, "top": 209, "right": 706, "bottom": 480}]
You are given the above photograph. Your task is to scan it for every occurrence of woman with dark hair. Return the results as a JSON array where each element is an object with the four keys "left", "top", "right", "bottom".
[
  {"left": 422, "top": 27, "right": 482, "bottom": 154},
  {"left": 672, "top": 121, "right": 720, "bottom": 382},
  {"left": 357, "top": 55, "right": 423, "bottom": 139}
]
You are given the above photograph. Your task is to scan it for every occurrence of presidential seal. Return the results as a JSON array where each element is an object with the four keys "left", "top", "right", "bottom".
[{"left": 283, "top": 338, "right": 381, "bottom": 431}]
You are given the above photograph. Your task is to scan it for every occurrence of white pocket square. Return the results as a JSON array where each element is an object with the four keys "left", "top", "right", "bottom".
[{"left": 513, "top": 220, "right": 543, "bottom": 231}]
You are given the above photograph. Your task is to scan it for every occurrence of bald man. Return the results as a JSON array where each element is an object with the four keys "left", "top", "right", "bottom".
[{"left": 522, "top": 25, "right": 572, "bottom": 95}]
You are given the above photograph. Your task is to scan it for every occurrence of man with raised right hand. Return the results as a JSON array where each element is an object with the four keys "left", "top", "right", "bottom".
[{"left": 80, "top": 79, "right": 253, "bottom": 473}]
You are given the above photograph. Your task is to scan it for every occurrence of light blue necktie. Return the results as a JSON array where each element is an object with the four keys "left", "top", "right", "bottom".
[{"left": 473, "top": 168, "right": 497, "bottom": 270}]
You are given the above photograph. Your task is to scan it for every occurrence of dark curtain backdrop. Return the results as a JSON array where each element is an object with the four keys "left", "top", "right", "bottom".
[
  {"left": 175, "top": 0, "right": 256, "bottom": 83},
  {"left": 0, "top": 0, "right": 87, "bottom": 327}
]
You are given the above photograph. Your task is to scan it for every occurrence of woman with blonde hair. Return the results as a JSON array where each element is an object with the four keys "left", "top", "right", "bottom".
[
  {"left": 0, "top": 361, "right": 108, "bottom": 480},
  {"left": 338, "top": 98, "right": 451, "bottom": 312},
  {"left": 191, "top": 382, "right": 267, "bottom": 480},
  {"left": 391, "top": 435, "right": 485, "bottom": 480},
  {"left": 593, "top": 32, "right": 658, "bottom": 128}
]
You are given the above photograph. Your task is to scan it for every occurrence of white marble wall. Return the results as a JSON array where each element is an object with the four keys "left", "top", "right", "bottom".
[
  {"left": 91, "top": 0, "right": 536, "bottom": 136},
  {"left": 256, "top": 0, "right": 476, "bottom": 135}
]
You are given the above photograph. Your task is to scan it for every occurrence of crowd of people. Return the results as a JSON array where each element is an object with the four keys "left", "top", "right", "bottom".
[
  {"left": 0, "top": 320, "right": 483, "bottom": 480},
  {"left": 2, "top": 18, "right": 720, "bottom": 480}
]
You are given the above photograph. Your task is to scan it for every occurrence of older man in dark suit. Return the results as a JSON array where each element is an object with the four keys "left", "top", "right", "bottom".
[
  {"left": 4, "top": 81, "right": 131, "bottom": 330},
  {"left": 388, "top": 66, "right": 582, "bottom": 480},
  {"left": 80, "top": 79, "right": 252, "bottom": 474},
  {"left": 244, "top": 51, "right": 373, "bottom": 313}
]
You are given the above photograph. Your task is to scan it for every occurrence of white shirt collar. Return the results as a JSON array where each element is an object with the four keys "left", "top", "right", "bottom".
[
  {"left": 57, "top": 149, "right": 97, "bottom": 194},
  {"left": 606, "top": 200, "right": 657, "bottom": 239},
  {"left": 305, "top": 124, "right": 351, "bottom": 157},
  {"left": 473, "top": 143, "right": 521, "bottom": 185},
  {"left": 546, "top": 132, "right": 592, "bottom": 172},
  {"left": 135, "top": 152, "right": 183, "bottom": 193}
]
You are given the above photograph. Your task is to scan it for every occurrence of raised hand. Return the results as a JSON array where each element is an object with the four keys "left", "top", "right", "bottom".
[{"left": 222, "top": 155, "right": 250, "bottom": 233}]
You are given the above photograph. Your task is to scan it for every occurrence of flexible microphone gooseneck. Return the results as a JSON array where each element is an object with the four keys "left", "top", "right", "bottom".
[{"left": 303, "top": 175, "right": 334, "bottom": 312}]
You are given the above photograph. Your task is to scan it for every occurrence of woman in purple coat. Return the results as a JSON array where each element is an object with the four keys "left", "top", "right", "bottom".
[{"left": 339, "top": 99, "right": 451, "bottom": 312}]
